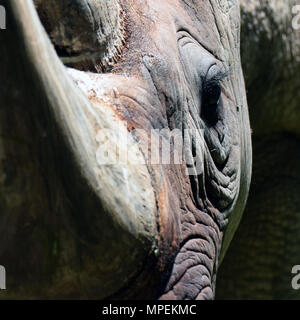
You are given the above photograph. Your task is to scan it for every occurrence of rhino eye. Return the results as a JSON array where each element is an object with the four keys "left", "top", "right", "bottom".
[
  {"left": 201, "top": 65, "right": 229, "bottom": 125},
  {"left": 203, "top": 79, "right": 221, "bottom": 107}
]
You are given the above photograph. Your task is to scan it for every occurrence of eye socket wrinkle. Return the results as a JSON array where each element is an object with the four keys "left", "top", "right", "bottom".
[{"left": 204, "top": 68, "right": 231, "bottom": 87}]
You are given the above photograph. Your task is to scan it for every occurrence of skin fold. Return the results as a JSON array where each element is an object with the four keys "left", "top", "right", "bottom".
[{"left": 0, "top": 0, "right": 251, "bottom": 299}]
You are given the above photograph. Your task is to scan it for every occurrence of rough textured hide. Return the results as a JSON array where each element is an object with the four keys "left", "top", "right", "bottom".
[
  {"left": 33, "top": 0, "right": 125, "bottom": 72},
  {"left": 216, "top": 0, "right": 300, "bottom": 299},
  {"left": 0, "top": 0, "right": 251, "bottom": 299}
]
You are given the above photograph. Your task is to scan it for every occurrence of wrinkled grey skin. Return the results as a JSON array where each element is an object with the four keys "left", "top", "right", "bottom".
[{"left": 0, "top": 0, "right": 251, "bottom": 299}]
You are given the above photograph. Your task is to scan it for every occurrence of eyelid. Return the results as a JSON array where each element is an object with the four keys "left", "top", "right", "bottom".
[{"left": 204, "top": 65, "right": 231, "bottom": 86}]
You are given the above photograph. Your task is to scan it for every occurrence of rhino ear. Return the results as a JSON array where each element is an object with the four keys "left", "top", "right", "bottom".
[
  {"left": 33, "top": 0, "right": 125, "bottom": 72},
  {"left": 0, "top": 0, "right": 159, "bottom": 298}
]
